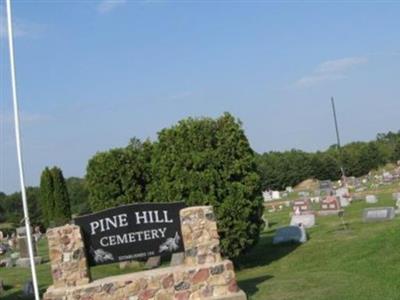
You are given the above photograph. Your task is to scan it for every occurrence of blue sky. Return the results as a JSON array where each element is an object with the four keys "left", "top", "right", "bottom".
[{"left": 0, "top": 1, "right": 399, "bottom": 193}]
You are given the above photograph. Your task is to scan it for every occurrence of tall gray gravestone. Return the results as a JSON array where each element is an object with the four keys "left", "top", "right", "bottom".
[{"left": 15, "top": 227, "right": 42, "bottom": 268}]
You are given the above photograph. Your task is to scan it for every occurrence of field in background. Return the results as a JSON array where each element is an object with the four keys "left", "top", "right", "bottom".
[{"left": 1, "top": 191, "right": 400, "bottom": 299}]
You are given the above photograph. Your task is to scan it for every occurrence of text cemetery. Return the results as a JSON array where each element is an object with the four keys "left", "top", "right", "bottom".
[
  {"left": 74, "top": 203, "right": 186, "bottom": 265},
  {"left": 89, "top": 211, "right": 173, "bottom": 247}
]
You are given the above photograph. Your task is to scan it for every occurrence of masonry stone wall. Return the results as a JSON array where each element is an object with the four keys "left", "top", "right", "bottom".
[
  {"left": 47, "top": 224, "right": 90, "bottom": 287},
  {"left": 43, "top": 206, "right": 246, "bottom": 300}
]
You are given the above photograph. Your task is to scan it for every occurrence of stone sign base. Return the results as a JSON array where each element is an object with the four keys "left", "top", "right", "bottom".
[
  {"left": 44, "top": 259, "right": 245, "bottom": 300},
  {"left": 43, "top": 206, "right": 247, "bottom": 300}
]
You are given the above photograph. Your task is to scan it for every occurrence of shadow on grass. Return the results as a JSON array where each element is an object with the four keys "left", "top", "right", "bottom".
[
  {"left": 0, "top": 286, "right": 47, "bottom": 300},
  {"left": 235, "top": 231, "right": 300, "bottom": 269},
  {"left": 238, "top": 274, "right": 273, "bottom": 297},
  {"left": 1, "top": 292, "right": 32, "bottom": 300}
]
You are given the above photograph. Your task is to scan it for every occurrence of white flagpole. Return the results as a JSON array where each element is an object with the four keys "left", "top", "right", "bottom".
[{"left": 5, "top": 1, "right": 40, "bottom": 299}]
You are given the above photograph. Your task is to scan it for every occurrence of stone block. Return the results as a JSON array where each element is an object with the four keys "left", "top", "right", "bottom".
[
  {"left": 46, "top": 224, "right": 90, "bottom": 287},
  {"left": 180, "top": 206, "right": 221, "bottom": 266},
  {"left": 145, "top": 256, "right": 161, "bottom": 269},
  {"left": 15, "top": 257, "right": 42, "bottom": 268},
  {"left": 170, "top": 252, "right": 184, "bottom": 266},
  {"left": 43, "top": 259, "right": 244, "bottom": 300}
]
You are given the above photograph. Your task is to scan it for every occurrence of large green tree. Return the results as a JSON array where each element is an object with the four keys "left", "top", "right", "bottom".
[
  {"left": 51, "top": 167, "right": 71, "bottom": 226},
  {"left": 66, "top": 177, "right": 90, "bottom": 216},
  {"left": 147, "top": 113, "right": 264, "bottom": 259},
  {"left": 39, "top": 166, "right": 71, "bottom": 227},
  {"left": 86, "top": 140, "right": 152, "bottom": 211},
  {"left": 39, "top": 167, "right": 53, "bottom": 227}
]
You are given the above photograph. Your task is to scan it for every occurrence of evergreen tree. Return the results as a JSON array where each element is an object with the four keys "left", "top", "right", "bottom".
[
  {"left": 39, "top": 167, "right": 53, "bottom": 227},
  {"left": 51, "top": 167, "right": 71, "bottom": 226}
]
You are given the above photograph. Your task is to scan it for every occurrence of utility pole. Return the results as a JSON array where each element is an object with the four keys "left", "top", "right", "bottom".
[{"left": 331, "top": 97, "right": 346, "bottom": 183}]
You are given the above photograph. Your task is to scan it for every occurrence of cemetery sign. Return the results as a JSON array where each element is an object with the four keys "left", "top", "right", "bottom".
[{"left": 74, "top": 202, "right": 186, "bottom": 266}]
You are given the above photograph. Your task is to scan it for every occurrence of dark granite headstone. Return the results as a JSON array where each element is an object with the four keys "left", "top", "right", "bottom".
[
  {"left": 23, "top": 280, "right": 34, "bottom": 296},
  {"left": 272, "top": 226, "right": 306, "bottom": 244},
  {"left": 17, "top": 237, "right": 37, "bottom": 258}
]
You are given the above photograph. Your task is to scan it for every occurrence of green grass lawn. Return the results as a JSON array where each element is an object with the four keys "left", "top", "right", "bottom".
[
  {"left": 1, "top": 192, "right": 400, "bottom": 299},
  {"left": 236, "top": 192, "right": 400, "bottom": 300}
]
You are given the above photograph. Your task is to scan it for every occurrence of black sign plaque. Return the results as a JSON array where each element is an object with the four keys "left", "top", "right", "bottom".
[{"left": 74, "top": 202, "right": 186, "bottom": 266}]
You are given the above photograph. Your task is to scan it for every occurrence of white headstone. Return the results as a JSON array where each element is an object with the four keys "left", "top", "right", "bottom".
[
  {"left": 286, "top": 186, "right": 293, "bottom": 193},
  {"left": 310, "top": 196, "right": 320, "bottom": 203},
  {"left": 366, "top": 195, "right": 378, "bottom": 204},
  {"left": 392, "top": 192, "right": 400, "bottom": 201},
  {"left": 290, "top": 214, "right": 315, "bottom": 228},
  {"left": 339, "top": 197, "right": 350, "bottom": 207},
  {"left": 272, "top": 191, "right": 281, "bottom": 200},
  {"left": 262, "top": 191, "right": 272, "bottom": 202}
]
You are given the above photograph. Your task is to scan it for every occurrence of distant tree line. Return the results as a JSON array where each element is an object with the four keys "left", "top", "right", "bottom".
[
  {"left": 0, "top": 173, "right": 88, "bottom": 229},
  {"left": 256, "top": 131, "right": 400, "bottom": 191}
]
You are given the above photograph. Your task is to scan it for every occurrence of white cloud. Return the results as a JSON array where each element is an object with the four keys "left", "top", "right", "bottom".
[
  {"left": 294, "top": 56, "right": 368, "bottom": 88},
  {"left": 315, "top": 57, "right": 367, "bottom": 74},
  {"left": 97, "top": 0, "right": 127, "bottom": 14}
]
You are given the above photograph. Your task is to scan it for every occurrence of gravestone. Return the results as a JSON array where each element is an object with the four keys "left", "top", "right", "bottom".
[
  {"left": 0, "top": 258, "right": 13, "bottom": 268},
  {"left": 392, "top": 192, "right": 400, "bottom": 201},
  {"left": 318, "top": 196, "right": 342, "bottom": 216},
  {"left": 272, "top": 191, "right": 281, "bottom": 200},
  {"left": 15, "top": 227, "right": 41, "bottom": 268},
  {"left": 319, "top": 180, "right": 333, "bottom": 194},
  {"left": 16, "top": 227, "right": 36, "bottom": 257},
  {"left": 336, "top": 187, "right": 351, "bottom": 207},
  {"left": 262, "top": 190, "right": 272, "bottom": 202},
  {"left": 23, "top": 280, "right": 34, "bottom": 296},
  {"left": 383, "top": 172, "right": 394, "bottom": 183},
  {"left": 363, "top": 207, "right": 395, "bottom": 222},
  {"left": 310, "top": 196, "right": 320, "bottom": 203},
  {"left": 119, "top": 260, "right": 141, "bottom": 270},
  {"left": 366, "top": 195, "right": 378, "bottom": 204},
  {"left": 273, "top": 225, "right": 306, "bottom": 244},
  {"left": 292, "top": 199, "right": 311, "bottom": 214},
  {"left": 396, "top": 199, "right": 400, "bottom": 214},
  {"left": 144, "top": 256, "right": 160, "bottom": 269},
  {"left": 290, "top": 214, "right": 315, "bottom": 228},
  {"left": 286, "top": 186, "right": 293, "bottom": 193},
  {"left": 170, "top": 252, "right": 185, "bottom": 266}
]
